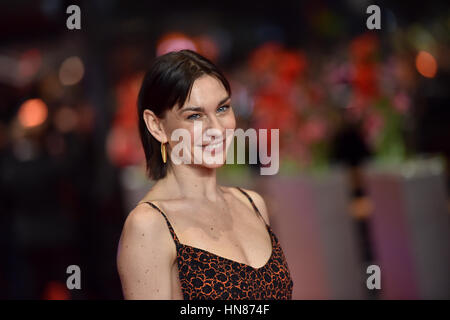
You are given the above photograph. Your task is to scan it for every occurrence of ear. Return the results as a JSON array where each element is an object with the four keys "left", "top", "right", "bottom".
[{"left": 142, "top": 109, "right": 168, "bottom": 143}]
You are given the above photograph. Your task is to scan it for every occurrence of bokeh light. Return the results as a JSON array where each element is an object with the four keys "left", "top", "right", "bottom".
[
  {"left": 415, "top": 50, "right": 438, "bottom": 78},
  {"left": 156, "top": 32, "right": 197, "bottom": 56},
  {"left": 17, "top": 98, "right": 48, "bottom": 128},
  {"left": 194, "top": 35, "right": 219, "bottom": 61},
  {"left": 58, "top": 56, "right": 85, "bottom": 86},
  {"left": 41, "top": 281, "right": 70, "bottom": 300},
  {"left": 18, "top": 49, "right": 42, "bottom": 82}
]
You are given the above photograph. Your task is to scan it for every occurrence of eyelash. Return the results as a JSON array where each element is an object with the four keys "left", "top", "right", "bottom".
[
  {"left": 187, "top": 114, "right": 201, "bottom": 120},
  {"left": 186, "top": 105, "right": 230, "bottom": 120},
  {"left": 217, "top": 104, "right": 230, "bottom": 113}
]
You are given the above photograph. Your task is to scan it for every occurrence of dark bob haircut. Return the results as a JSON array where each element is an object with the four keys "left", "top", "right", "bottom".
[{"left": 137, "top": 49, "right": 231, "bottom": 180}]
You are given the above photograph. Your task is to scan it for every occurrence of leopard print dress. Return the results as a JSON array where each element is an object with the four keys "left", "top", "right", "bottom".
[{"left": 145, "top": 187, "right": 293, "bottom": 300}]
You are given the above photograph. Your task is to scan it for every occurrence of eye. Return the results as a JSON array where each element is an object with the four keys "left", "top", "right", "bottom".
[
  {"left": 187, "top": 113, "right": 201, "bottom": 120},
  {"left": 217, "top": 104, "right": 230, "bottom": 113}
]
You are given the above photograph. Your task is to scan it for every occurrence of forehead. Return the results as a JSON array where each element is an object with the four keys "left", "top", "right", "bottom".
[{"left": 184, "top": 75, "right": 229, "bottom": 107}]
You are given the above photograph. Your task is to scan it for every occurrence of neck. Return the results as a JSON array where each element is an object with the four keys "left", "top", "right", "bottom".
[{"left": 159, "top": 162, "right": 223, "bottom": 202}]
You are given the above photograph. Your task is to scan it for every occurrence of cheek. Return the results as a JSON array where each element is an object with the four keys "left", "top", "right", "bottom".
[
  {"left": 173, "top": 125, "right": 197, "bottom": 147},
  {"left": 166, "top": 121, "right": 195, "bottom": 148},
  {"left": 222, "top": 112, "right": 236, "bottom": 129}
]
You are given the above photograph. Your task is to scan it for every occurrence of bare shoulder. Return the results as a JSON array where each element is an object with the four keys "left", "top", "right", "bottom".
[
  {"left": 229, "top": 186, "right": 271, "bottom": 226},
  {"left": 121, "top": 202, "right": 171, "bottom": 243},
  {"left": 116, "top": 202, "right": 176, "bottom": 299},
  {"left": 117, "top": 202, "right": 177, "bottom": 269}
]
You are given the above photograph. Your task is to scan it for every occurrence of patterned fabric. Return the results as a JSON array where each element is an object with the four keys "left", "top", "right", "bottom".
[{"left": 146, "top": 187, "right": 293, "bottom": 300}]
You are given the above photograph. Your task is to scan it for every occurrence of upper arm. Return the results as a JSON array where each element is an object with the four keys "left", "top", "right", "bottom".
[
  {"left": 239, "top": 188, "right": 271, "bottom": 226},
  {"left": 116, "top": 204, "right": 175, "bottom": 299}
]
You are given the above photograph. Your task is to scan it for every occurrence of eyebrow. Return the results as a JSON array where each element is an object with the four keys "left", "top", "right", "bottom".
[{"left": 180, "top": 96, "right": 231, "bottom": 113}]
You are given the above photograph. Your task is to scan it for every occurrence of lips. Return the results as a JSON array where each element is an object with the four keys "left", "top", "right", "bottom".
[{"left": 199, "top": 138, "right": 226, "bottom": 147}]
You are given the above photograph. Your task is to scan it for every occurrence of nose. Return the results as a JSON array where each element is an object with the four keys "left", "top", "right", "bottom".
[{"left": 204, "top": 114, "right": 225, "bottom": 141}]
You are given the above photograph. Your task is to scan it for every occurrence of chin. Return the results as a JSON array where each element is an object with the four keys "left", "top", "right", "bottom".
[
  {"left": 192, "top": 153, "right": 228, "bottom": 169},
  {"left": 200, "top": 161, "right": 226, "bottom": 170}
]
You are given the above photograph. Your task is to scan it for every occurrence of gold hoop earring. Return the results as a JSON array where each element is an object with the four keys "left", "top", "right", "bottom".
[{"left": 161, "top": 142, "right": 167, "bottom": 164}]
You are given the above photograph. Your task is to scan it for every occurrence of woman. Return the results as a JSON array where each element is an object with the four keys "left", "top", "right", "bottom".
[{"left": 117, "top": 49, "right": 293, "bottom": 300}]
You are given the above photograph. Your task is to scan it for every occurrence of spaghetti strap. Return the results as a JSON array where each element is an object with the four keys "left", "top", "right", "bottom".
[
  {"left": 144, "top": 201, "right": 180, "bottom": 245},
  {"left": 235, "top": 187, "right": 268, "bottom": 227}
]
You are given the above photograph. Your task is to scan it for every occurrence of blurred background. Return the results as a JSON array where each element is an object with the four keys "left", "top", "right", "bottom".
[{"left": 0, "top": 0, "right": 449, "bottom": 299}]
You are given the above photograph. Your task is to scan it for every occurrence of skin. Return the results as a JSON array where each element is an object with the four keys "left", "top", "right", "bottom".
[{"left": 116, "top": 75, "right": 272, "bottom": 299}]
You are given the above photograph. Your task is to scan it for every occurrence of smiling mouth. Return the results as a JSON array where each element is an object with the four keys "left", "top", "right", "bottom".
[{"left": 199, "top": 139, "right": 226, "bottom": 147}]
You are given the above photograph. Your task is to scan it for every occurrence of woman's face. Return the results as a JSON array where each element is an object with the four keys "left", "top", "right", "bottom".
[{"left": 162, "top": 75, "right": 236, "bottom": 169}]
